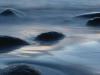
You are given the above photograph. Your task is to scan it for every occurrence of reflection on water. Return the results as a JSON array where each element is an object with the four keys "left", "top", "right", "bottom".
[
  {"left": 0, "top": 0, "right": 100, "bottom": 74},
  {"left": 0, "top": 35, "right": 92, "bottom": 58},
  {"left": 0, "top": 24, "right": 100, "bottom": 75}
]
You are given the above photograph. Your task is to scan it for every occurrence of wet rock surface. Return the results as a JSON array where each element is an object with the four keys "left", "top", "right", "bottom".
[
  {"left": 34, "top": 31, "right": 65, "bottom": 42},
  {"left": 0, "top": 64, "right": 41, "bottom": 75},
  {"left": 0, "top": 35, "right": 29, "bottom": 47},
  {"left": 86, "top": 17, "right": 100, "bottom": 26}
]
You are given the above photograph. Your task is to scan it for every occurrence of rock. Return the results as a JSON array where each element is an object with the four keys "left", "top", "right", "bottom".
[
  {"left": 74, "top": 12, "right": 100, "bottom": 18},
  {"left": 0, "top": 64, "right": 41, "bottom": 75},
  {"left": 34, "top": 31, "right": 65, "bottom": 42},
  {"left": 0, "top": 8, "right": 26, "bottom": 17},
  {"left": 0, "top": 9, "right": 15, "bottom": 16},
  {"left": 86, "top": 17, "right": 100, "bottom": 26},
  {"left": 0, "top": 35, "right": 29, "bottom": 47}
]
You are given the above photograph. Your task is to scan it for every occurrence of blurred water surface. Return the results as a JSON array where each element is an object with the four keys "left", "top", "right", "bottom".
[{"left": 0, "top": 0, "right": 100, "bottom": 75}]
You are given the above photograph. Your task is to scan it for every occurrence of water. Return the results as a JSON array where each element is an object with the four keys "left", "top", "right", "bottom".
[{"left": 0, "top": 0, "right": 100, "bottom": 75}]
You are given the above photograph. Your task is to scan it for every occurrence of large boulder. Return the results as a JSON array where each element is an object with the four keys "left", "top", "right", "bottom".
[
  {"left": 0, "top": 64, "right": 41, "bottom": 75},
  {"left": 0, "top": 8, "right": 26, "bottom": 17},
  {"left": 0, "top": 35, "right": 29, "bottom": 47},
  {"left": 86, "top": 17, "right": 100, "bottom": 26},
  {"left": 34, "top": 31, "right": 65, "bottom": 42}
]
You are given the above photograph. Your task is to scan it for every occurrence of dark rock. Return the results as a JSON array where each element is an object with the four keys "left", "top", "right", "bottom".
[
  {"left": 0, "top": 8, "right": 26, "bottom": 17},
  {"left": 34, "top": 31, "right": 65, "bottom": 42},
  {"left": 0, "top": 64, "right": 41, "bottom": 75},
  {"left": 0, "top": 9, "right": 15, "bottom": 16},
  {"left": 86, "top": 17, "right": 100, "bottom": 26},
  {"left": 0, "top": 35, "right": 29, "bottom": 47},
  {"left": 74, "top": 12, "right": 100, "bottom": 18}
]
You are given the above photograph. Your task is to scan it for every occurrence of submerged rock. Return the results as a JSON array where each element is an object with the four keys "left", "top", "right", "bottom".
[
  {"left": 74, "top": 12, "right": 100, "bottom": 18},
  {"left": 86, "top": 17, "right": 100, "bottom": 26},
  {"left": 0, "top": 64, "right": 41, "bottom": 75},
  {"left": 0, "top": 8, "right": 26, "bottom": 17},
  {"left": 0, "top": 9, "right": 15, "bottom": 16},
  {"left": 34, "top": 31, "right": 65, "bottom": 42},
  {"left": 0, "top": 35, "right": 29, "bottom": 47}
]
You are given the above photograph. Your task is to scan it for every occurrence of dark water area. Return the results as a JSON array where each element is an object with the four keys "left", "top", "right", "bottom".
[{"left": 0, "top": 0, "right": 100, "bottom": 75}]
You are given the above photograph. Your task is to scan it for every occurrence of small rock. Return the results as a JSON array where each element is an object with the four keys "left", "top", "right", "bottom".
[
  {"left": 86, "top": 17, "right": 100, "bottom": 26},
  {"left": 0, "top": 64, "right": 41, "bottom": 75},
  {"left": 0, "top": 8, "right": 26, "bottom": 17},
  {"left": 0, "top": 35, "right": 29, "bottom": 47},
  {"left": 0, "top": 9, "right": 15, "bottom": 16},
  {"left": 34, "top": 31, "right": 65, "bottom": 42}
]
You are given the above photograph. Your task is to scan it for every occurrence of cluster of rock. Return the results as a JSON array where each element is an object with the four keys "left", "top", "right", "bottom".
[
  {"left": 0, "top": 31, "right": 65, "bottom": 48},
  {"left": 0, "top": 8, "right": 66, "bottom": 75},
  {"left": 1, "top": 8, "right": 100, "bottom": 26},
  {"left": 0, "top": 8, "right": 65, "bottom": 46},
  {"left": 75, "top": 12, "right": 100, "bottom": 26}
]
